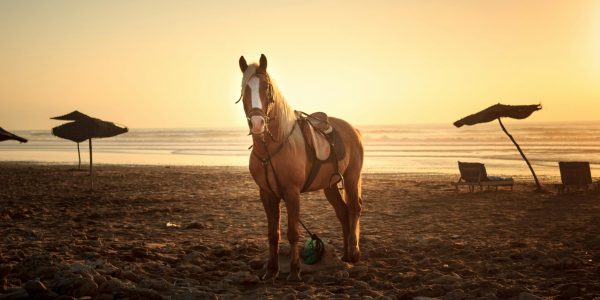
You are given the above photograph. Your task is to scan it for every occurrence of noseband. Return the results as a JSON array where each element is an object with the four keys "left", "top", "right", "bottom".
[
  {"left": 247, "top": 107, "right": 270, "bottom": 122},
  {"left": 235, "top": 72, "right": 276, "bottom": 137}
]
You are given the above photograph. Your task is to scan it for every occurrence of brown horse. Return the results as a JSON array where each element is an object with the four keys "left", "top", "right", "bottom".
[{"left": 238, "top": 54, "right": 364, "bottom": 281}]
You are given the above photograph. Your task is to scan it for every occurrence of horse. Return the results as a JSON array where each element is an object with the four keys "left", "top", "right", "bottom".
[{"left": 237, "top": 54, "right": 364, "bottom": 281}]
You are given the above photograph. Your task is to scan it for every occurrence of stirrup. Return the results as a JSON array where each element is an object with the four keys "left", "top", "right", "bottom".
[{"left": 329, "top": 172, "right": 344, "bottom": 191}]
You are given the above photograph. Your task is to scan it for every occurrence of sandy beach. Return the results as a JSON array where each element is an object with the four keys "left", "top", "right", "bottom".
[{"left": 1, "top": 163, "right": 599, "bottom": 299}]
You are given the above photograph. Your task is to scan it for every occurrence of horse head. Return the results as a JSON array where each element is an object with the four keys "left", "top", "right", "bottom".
[{"left": 238, "top": 54, "right": 274, "bottom": 135}]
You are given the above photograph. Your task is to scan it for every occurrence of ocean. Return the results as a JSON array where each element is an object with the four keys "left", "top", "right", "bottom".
[{"left": 2, "top": 122, "right": 600, "bottom": 179}]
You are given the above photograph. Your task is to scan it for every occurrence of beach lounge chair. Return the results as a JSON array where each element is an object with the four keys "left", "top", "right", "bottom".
[
  {"left": 452, "top": 161, "right": 514, "bottom": 192},
  {"left": 555, "top": 162, "right": 600, "bottom": 194}
]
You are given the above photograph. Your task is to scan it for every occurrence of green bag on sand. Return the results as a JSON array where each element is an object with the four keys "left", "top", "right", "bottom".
[{"left": 301, "top": 235, "right": 326, "bottom": 265}]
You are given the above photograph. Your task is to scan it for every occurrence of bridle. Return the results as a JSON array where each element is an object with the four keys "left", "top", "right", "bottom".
[{"left": 235, "top": 72, "right": 277, "bottom": 140}]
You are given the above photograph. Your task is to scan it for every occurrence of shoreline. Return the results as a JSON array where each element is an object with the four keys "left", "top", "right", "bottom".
[{"left": 0, "top": 161, "right": 563, "bottom": 182}]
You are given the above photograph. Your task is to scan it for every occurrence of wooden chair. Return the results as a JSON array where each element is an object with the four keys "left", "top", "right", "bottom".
[
  {"left": 452, "top": 161, "right": 514, "bottom": 192},
  {"left": 555, "top": 162, "right": 600, "bottom": 194}
]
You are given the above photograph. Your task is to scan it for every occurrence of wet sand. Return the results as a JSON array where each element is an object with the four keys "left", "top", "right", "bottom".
[{"left": 1, "top": 163, "right": 599, "bottom": 299}]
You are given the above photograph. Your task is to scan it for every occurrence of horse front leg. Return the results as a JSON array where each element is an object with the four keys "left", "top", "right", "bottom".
[
  {"left": 324, "top": 187, "right": 350, "bottom": 261},
  {"left": 260, "top": 188, "right": 281, "bottom": 280},
  {"left": 283, "top": 190, "right": 301, "bottom": 281}
]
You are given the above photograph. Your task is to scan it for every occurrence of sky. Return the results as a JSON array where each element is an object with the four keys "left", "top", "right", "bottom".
[{"left": 1, "top": 0, "right": 599, "bottom": 130}]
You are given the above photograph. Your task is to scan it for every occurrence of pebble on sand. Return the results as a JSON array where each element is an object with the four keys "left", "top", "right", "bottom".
[
  {"left": 225, "top": 271, "right": 260, "bottom": 285},
  {"left": 0, "top": 287, "right": 29, "bottom": 300},
  {"left": 0, "top": 265, "right": 11, "bottom": 293},
  {"left": 23, "top": 280, "right": 48, "bottom": 296},
  {"left": 51, "top": 277, "right": 98, "bottom": 298},
  {"left": 518, "top": 292, "right": 542, "bottom": 300}
]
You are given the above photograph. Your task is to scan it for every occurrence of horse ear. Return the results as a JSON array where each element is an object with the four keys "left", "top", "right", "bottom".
[
  {"left": 239, "top": 56, "right": 248, "bottom": 73},
  {"left": 258, "top": 54, "right": 267, "bottom": 72}
]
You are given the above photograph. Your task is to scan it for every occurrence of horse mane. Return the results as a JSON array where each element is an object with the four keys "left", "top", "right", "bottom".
[
  {"left": 269, "top": 77, "right": 297, "bottom": 142},
  {"left": 242, "top": 63, "right": 297, "bottom": 142}
]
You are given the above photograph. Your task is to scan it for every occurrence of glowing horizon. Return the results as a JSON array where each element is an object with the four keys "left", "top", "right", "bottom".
[{"left": 1, "top": 0, "right": 599, "bottom": 130}]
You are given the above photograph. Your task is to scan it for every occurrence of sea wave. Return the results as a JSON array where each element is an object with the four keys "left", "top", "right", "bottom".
[{"left": 3, "top": 123, "right": 600, "bottom": 175}]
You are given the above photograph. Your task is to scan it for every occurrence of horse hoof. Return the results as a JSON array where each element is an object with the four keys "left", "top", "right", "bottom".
[
  {"left": 287, "top": 272, "right": 302, "bottom": 282},
  {"left": 261, "top": 269, "right": 279, "bottom": 281},
  {"left": 348, "top": 248, "right": 361, "bottom": 263}
]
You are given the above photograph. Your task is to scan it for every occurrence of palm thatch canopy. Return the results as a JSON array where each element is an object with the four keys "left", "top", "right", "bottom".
[
  {"left": 0, "top": 127, "right": 27, "bottom": 143},
  {"left": 453, "top": 104, "right": 542, "bottom": 128},
  {"left": 50, "top": 110, "right": 91, "bottom": 121},
  {"left": 52, "top": 118, "right": 128, "bottom": 143}
]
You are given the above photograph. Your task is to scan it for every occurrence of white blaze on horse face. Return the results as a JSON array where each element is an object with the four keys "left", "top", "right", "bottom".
[
  {"left": 248, "top": 77, "right": 262, "bottom": 110},
  {"left": 247, "top": 76, "right": 265, "bottom": 134}
]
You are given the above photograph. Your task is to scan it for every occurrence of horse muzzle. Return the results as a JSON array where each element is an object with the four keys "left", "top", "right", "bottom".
[{"left": 249, "top": 115, "right": 266, "bottom": 134}]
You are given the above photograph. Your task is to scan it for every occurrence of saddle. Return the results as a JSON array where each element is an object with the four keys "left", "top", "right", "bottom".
[
  {"left": 296, "top": 111, "right": 346, "bottom": 192},
  {"left": 297, "top": 111, "right": 345, "bottom": 162}
]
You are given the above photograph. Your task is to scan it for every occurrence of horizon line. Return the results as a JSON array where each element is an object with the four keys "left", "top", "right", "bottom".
[{"left": 9, "top": 120, "right": 600, "bottom": 132}]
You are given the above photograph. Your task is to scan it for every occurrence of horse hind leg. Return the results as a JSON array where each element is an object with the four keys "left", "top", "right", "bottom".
[
  {"left": 344, "top": 175, "right": 363, "bottom": 263},
  {"left": 324, "top": 187, "right": 350, "bottom": 261}
]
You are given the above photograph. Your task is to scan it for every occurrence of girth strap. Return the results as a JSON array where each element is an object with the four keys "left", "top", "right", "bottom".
[{"left": 301, "top": 143, "right": 323, "bottom": 192}]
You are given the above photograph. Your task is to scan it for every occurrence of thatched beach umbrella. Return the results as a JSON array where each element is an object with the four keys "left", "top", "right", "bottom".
[
  {"left": 454, "top": 103, "right": 542, "bottom": 190},
  {"left": 0, "top": 127, "right": 27, "bottom": 143},
  {"left": 51, "top": 111, "right": 128, "bottom": 189},
  {"left": 51, "top": 110, "right": 91, "bottom": 168}
]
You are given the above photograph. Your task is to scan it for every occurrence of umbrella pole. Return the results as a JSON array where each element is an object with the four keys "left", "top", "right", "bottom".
[
  {"left": 89, "top": 138, "right": 93, "bottom": 190},
  {"left": 77, "top": 142, "right": 81, "bottom": 169},
  {"left": 498, "top": 118, "right": 541, "bottom": 190}
]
